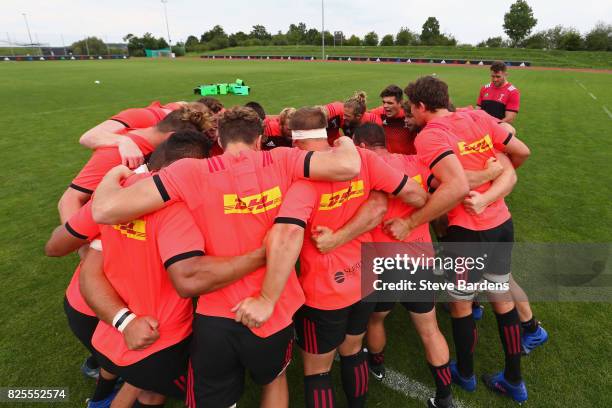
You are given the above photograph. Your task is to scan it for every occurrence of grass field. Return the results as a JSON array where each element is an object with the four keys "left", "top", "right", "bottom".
[
  {"left": 0, "top": 58, "right": 611, "bottom": 408},
  {"left": 194, "top": 45, "right": 612, "bottom": 70}
]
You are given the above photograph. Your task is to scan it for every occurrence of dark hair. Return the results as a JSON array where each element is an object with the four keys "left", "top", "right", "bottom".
[
  {"left": 289, "top": 107, "right": 327, "bottom": 130},
  {"left": 156, "top": 103, "right": 214, "bottom": 133},
  {"left": 244, "top": 101, "right": 266, "bottom": 120},
  {"left": 353, "top": 123, "right": 386, "bottom": 148},
  {"left": 344, "top": 90, "right": 367, "bottom": 115},
  {"left": 400, "top": 100, "right": 412, "bottom": 117},
  {"left": 197, "top": 97, "right": 224, "bottom": 113},
  {"left": 380, "top": 85, "right": 403, "bottom": 102},
  {"left": 490, "top": 61, "right": 507, "bottom": 73},
  {"left": 404, "top": 76, "right": 449, "bottom": 112},
  {"left": 218, "top": 106, "right": 263, "bottom": 149},
  {"left": 148, "top": 130, "right": 213, "bottom": 171}
]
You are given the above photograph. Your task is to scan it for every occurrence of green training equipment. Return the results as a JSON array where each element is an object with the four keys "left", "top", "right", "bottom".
[{"left": 193, "top": 79, "right": 250, "bottom": 96}]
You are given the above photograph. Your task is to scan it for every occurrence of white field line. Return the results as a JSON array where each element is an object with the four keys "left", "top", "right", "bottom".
[
  {"left": 575, "top": 80, "right": 588, "bottom": 91},
  {"left": 383, "top": 367, "right": 473, "bottom": 408},
  {"left": 575, "top": 80, "right": 610, "bottom": 119}
]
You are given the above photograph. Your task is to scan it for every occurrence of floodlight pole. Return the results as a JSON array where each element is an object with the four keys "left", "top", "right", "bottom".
[
  {"left": 321, "top": 0, "right": 325, "bottom": 60},
  {"left": 61, "top": 34, "right": 67, "bottom": 55},
  {"left": 21, "top": 13, "right": 37, "bottom": 54},
  {"left": 22, "top": 13, "right": 33, "bottom": 46},
  {"left": 161, "top": 0, "right": 172, "bottom": 47},
  {"left": 7, "top": 32, "right": 15, "bottom": 56}
]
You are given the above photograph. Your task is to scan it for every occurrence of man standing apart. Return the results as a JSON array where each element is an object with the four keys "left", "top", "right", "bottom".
[{"left": 476, "top": 61, "right": 520, "bottom": 124}]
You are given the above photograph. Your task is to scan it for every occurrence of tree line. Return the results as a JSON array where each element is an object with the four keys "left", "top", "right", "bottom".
[
  {"left": 181, "top": 0, "right": 610, "bottom": 53},
  {"left": 70, "top": 1, "right": 610, "bottom": 55}
]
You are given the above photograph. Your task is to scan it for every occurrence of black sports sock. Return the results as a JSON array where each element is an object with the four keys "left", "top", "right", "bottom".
[
  {"left": 340, "top": 351, "right": 368, "bottom": 408},
  {"left": 132, "top": 401, "right": 164, "bottom": 408},
  {"left": 451, "top": 314, "right": 476, "bottom": 378},
  {"left": 521, "top": 317, "right": 538, "bottom": 333},
  {"left": 304, "top": 372, "right": 335, "bottom": 408},
  {"left": 495, "top": 308, "right": 522, "bottom": 384},
  {"left": 368, "top": 350, "right": 385, "bottom": 366},
  {"left": 91, "top": 375, "right": 117, "bottom": 402},
  {"left": 85, "top": 355, "right": 99, "bottom": 369},
  {"left": 429, "top": 361, "right": 452, "bottom": 399}
]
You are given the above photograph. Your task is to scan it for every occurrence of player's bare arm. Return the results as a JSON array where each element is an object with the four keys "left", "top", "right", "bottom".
[
  {"left": 384, "top": 155, "right": 468, "bottom": 241},
  {"left": 233, "top": 222, "right": 304, "bottom": 328},
  {"left": 394, "top": 176, "right": 428, "bottom": 208},
  {"left": 464, "top": 153, "right": 517, "bottom": 215},
  {"left": 80, "top": 126, "right": 144, "bottom": 169},
  {"left": 44, "top": 224, "right": 88, "bottom": 257},
  {"left": 502, "top": 111, "right": 517, "bottom": 124},
  {"left": 92, "top": 166, "right": 165, "bottom": 224},
  {"left": 465, "top": 157, "right": 504, "bottom": 189},
  {"left": 503, "top": 136, "right": 531, "bottom": 168},
  {"left": 166, "top": 245, "right": 266, "bottom": 298},
  {"left": 80, "top": 247, "right": 159, "bottom": 350},
  {"left": 79, "top": 120, "right": 125, "bottom": 148},
  {"left": 312, "top": 191, "right": 388, "bottom": 254},
  {"left": 308, "top": 136, "right": 361, "bottom": 181},
  {"left": 57, "top": 188, "right": 90, "bottom": 223}
]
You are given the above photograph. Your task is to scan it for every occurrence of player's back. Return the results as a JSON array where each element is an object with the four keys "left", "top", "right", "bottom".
[
  {"left": 293, "top": 148, "right": 404, "bottom": 309},
  {"left": 159, "top": 148, "right": 308, "bottom": 336},
  {"left": 95, "top": 174, "right": 194, "bottom": 364}
]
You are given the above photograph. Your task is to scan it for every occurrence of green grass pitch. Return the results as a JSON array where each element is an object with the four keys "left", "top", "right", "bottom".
[{"left": 0, "top": 58, "right": 610, "bottom": 407}]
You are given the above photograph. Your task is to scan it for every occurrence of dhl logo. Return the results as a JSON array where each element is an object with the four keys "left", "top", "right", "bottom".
[
  {"left": 412, "top": 174, "right": 423, "bottom": 187},
  {"left": 113, "top": 219, "right": 146, "bottom": 241},
  {"left": 223, "top": 186, "right": 282, "bottom": 214},
  {"left": 319, "top": 180, "right": 364, "bottom": 210},
  {"left": 458, "top": 134, "right": 493, "bottom": 155}
]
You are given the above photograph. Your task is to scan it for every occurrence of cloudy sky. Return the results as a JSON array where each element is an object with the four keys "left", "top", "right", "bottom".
[{"left": 2, "top": 0, "right": 610, "bottom": 46}]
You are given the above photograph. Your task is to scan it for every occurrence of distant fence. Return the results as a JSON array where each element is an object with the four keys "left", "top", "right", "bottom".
[
  {"left": 200, "top": 54, "right": 531, "bottom": 67},
  {"left": 1, "top": 54, "right": 129, "bottom": 62}
]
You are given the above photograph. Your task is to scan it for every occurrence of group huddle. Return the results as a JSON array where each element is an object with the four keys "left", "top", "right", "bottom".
[{"left": 45, "top": 61, "right": 548, "bottom": 408}]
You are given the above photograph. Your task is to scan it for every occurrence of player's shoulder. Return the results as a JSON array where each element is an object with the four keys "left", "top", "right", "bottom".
[
  {"left": 506, "top": 83, "right": 519, "bottom": 92},
  {"left": 365, "top": 112, "right": 382, "bottom": 123},
  {"left": 166, "top": 156, "right": 212, "bottom": 176},
  {"left": 482, "top": 82, "right": 492, "bottom": 89},
  {"left": 264, "top": 115, "right": 279, "bottom": 124},
  {"left": 369, "top": 106, "right": 385, "bottom": 116}
]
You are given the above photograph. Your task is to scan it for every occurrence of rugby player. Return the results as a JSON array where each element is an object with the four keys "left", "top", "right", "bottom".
[
  {"left": 79, "top": 101, "right": 186, "bottom": 169},
  {"left": 369, "top": 85, "right": 417, "bottom": 154},
  {"left": 385, "top": 76, "right": 531, "bottom": 402},
  {"left": 476, "top": 61, "right": 520, "bottom": 124},
  {"left": 323, "top": 91, "right": 382, "bottom": 144},
  {"left": 46, "top": 130, "right": 219, "bottom": 407},
  {"left": 90, "top": 106, "right": 364, "bottom": 408},
  {"left": 262, "top": 107, "right": 296, "bottom": 150},
  {"left": 257, "top": 109, "right": 426, "bottom": 408},
  {"left": 245, "top": 101, "right": 266, "bottom": 120},
  {"left": 53, "top": 104, "right": 213, "bottom": 379}
]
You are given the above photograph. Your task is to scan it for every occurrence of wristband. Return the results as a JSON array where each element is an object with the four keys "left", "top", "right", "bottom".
[
  {"left": 112, "top": 308, "right": 130, "bottom": 328},
  {"left": 117, "top": 313, "right": 136, "bottom": 333},
  {"left": 90, "top": 239, "right": 103, "bottom": 251}
]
